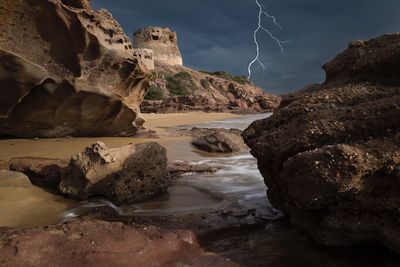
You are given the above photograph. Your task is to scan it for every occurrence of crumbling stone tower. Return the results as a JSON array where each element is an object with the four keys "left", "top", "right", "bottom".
[{"left": 133, "top": 27, "right": 183, "bottom": 66}]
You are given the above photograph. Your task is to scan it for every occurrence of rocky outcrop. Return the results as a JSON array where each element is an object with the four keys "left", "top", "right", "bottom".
[
  {"left": 0, "top": 0, "right": 149, "bottom": 138},
  {"left": 243, "top": 33, "right": 400, "bottom": 252},
  {"left": 59, "top": 142, "right": 170, "bottom": 204},
  {"left": 140, "top": 64, "right": 280, "bottom": 113},
  {"left": 9, "top": 157, "right": 68, "bottom": 189},
  {"left": 0, "top": 219, "right": 238, "bottom": 267}
]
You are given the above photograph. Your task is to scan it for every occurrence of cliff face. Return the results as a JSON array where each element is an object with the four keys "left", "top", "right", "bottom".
[
  {"left": 0, "top": 0, "right": 149, "bottom": 138},
  {"left": 243, "top": 34, "right": 400, "bottom": 251},
  {"left": 140, "top": 64, "right": 280, "bottom": 113}
]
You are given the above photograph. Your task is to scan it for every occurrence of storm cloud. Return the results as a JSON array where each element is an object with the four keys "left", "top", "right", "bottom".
[{"left": 92, "top": 0, "right": 400, "bottom": 94}]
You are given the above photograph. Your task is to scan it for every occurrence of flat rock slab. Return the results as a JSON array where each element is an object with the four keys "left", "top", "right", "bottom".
[
  {"left": 0, "top": 219, "right": 239, "bottom": 267},
  {"left": 9, "top": 157, "right": 68, "bottom": 189}
]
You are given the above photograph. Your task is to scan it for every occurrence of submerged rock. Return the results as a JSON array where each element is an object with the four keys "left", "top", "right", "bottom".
[
  {"left": 243, "top": 33, "right": 400, "bottom": 252},
  {"left": 59, "top": 142, "right": 170, "bottom": 204},
  {"left": 10, "top": 157, "right": 68, "bottom": 189},
  {"left": 168, "top": 161, "right": 221, "bottom": 176},
  {"left": 0, "top": 0, "right": 149, "bottom": 138},
  {"left": 0, "top": 219, "right": 238, "bottom": 267}
]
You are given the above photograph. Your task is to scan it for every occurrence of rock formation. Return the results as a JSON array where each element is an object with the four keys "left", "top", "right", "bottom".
[
  {"left": 9, "top": 157, "right": 68, "bottom": 189},
  {"left": 59, "top": 142, "right": 170, "bottom": 204},
  {"left": 191, "top": 129, "right": 247, "bottom": 153},
  {"left": 0, "top": 0, "right": 149, "bottom": 138},
  {"left": 243, "top": 33, "right": 400, "bottom": 252},
  {"left": 133, "top": 26, "right": 183, "bottom": 66},
  {"left": 0, "top": 219, "right": 238, "bottom": 267},
  {"left": 140, "top": 65, "right": 280, "bottom": 113},
  {"left": 132, "top": 26, "right": 279, "bottom": 113}
]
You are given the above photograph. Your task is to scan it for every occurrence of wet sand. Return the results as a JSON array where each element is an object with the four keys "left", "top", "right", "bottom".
[
  {"left": 142, "top": 112, "right": 241, "bottom": 132},
  {"left": 0, "top": 112, "right": 244, "bottom": 228},
  {"left": 0, "top": 171, "right": 75, "bottom": 228}
]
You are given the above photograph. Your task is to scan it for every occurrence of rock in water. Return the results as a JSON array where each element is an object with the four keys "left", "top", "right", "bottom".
[
  {"left": 243, "top": 34, "right": 400, "bottom": 252},
  {"left": 10, "top": 157, "right": 68, "bottom": 189},
  {"left": 0, "top": 0, "right": 149, "bottom": 138},
  {"left": 192, "top": 130, "right": 247, "bottom": 153},
  {"left": 59, "top": 142, "right": 170, "bottom": 204}
]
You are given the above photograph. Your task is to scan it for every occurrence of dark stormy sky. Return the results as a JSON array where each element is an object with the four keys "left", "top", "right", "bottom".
[{"left": 92, "top": 0, "right": 400, "bottom": 95}]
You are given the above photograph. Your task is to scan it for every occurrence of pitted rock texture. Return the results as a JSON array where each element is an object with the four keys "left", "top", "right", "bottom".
[
  {"left": 140, "top": 64, "right": 280, "bottom": 113},
  {"left": 59, "top": 142, "right": 170, "bottom": 204},
  {"left": 192, "top": 130, "right": 247, "bottom": 153},
  {"left": 0, "top": 219, "right": 239, "bottom": 267},
  {"left": 243, "top": 33, "right": 400, "bottom": 252},
  {"left": 0, "top": 0, "right": 149, "bottom": 138}
]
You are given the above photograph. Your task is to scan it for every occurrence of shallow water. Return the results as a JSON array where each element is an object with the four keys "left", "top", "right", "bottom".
[{"left": 62, "top": 113, "right": 277, "bottom": 220}]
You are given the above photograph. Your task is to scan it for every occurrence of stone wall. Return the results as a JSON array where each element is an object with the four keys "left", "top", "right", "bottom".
[
  {"left": 132, "top": 48, "right": 155, "bottom": 70},
  {"left": 133, "top": 27, "right": 183, "bottom": 66}
]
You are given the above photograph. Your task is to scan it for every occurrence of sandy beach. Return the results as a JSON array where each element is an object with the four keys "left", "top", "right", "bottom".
[
  {"left": 0, "top": 112, "right": 240, "bottom": 161},
  {"left": 142, "top": 112, "right": 241, "bottom": 132}
]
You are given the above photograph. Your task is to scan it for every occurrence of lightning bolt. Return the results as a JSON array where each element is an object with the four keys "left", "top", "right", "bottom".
[{"left": 248, "top": 0, "right": 289, "bottom": 80}]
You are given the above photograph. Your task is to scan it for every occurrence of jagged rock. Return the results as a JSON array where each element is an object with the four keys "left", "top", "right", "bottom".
[
  {"left": 0, "top": 0, "right": 149, "bottom": 138},
  {"left": 59, "top": 142, "right": 170, "bottom": 204},
  {"left": 140, "top": 64, "right": 280, "bottom": 113},
  {"left": 9, "top": 157, "right": 68, "bottom": 189},
  {"left": 0, "top": 219, "right": 238, "bottom": 267},
  {"left": 192, "top": 129, "right": 247, "bottom": 153},
  {"left": 243, "top": 33, "right": 400, "bottom": 252}
]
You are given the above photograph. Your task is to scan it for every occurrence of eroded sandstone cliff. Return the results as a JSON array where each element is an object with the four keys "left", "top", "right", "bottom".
[
  {"left": 0, "top": 0, "right": 149, "bottom": 137},
  {"left": 243, "top": 33, "right": 400, "bottom": 252}
]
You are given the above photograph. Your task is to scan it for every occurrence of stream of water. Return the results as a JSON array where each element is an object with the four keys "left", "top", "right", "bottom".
[{"left": 62, "top": 113, "right": 280, "bottom": 221}]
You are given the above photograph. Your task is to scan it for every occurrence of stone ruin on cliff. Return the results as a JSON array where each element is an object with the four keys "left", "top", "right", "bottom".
[{"left": 133, "top": 26, "right": 183, "bottom": 66}]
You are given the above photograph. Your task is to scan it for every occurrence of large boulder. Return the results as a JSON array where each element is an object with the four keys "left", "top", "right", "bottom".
[
  {"left": 0, "top": 0, "right": 149, "bottom": 138},
  {"left": 0, "top": 219, "right": 238, "bottom": 267},
  {"left": 59, "top": 142, "right": 170, "bottom": 204},
  {"left": 243, "top": 34, "right": 400, "bottom": 252}
]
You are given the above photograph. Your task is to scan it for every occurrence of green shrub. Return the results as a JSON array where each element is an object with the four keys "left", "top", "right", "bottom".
[
  {"left": 166, "top": 72, "right": 196, "bottom": 96},
  {"left": 199, "top": 70, "right": 250, "bottom": 85},
  {"left": 145, "top": 85, "right": 164, "bottom": 100},
  {"left": 200, "top": 79, "right": 210, "bottom": 89}
]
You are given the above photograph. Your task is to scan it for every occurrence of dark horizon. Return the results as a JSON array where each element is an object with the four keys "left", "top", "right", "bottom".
[{"left": 92, "top": 0, "right": 400, "bottom": 95}]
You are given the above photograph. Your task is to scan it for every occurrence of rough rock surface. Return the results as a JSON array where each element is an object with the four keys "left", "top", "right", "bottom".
[
  {"left": 0, "top": 219, "right": 238, "bottom": 267},
  {"left": 140, "top": 64, "right": 280, "bottom": 113},
  {"left": 59, "top": 142, "right": 170, "bottom": 204},
  {"left": 168, "top": 161, "right": 221, "bottom": 176},
  {"left": 243, "top": 33, "right": 400, "bottom": 252},
  {"left": 0, "top": 0, "right": 149, "bottom": 138},
  {"left": 9, "top": 157, "right": 68, "bottom": 189},
  {"left": 192, "top": 131, "right": 247, "bottom": 153}
]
